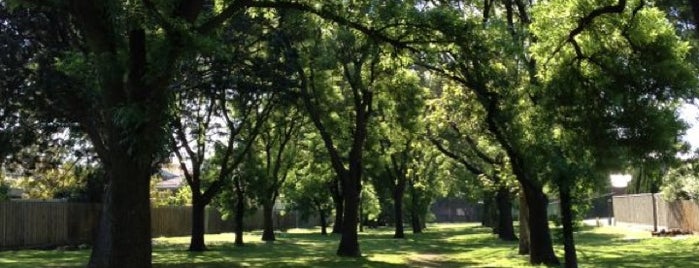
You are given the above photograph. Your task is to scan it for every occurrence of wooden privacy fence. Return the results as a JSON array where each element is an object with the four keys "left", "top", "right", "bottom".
[
  {"left": 613, "top": 193, "right": 699, "bottom": 231},
  {"left": 0, "top": 201, "right": 316, "bottom": 250}
]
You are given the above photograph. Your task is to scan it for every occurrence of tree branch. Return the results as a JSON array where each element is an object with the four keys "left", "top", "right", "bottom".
[
  {"left": 247, "top": 1, "right": 416, "bottom": 52},
  {"left": 427, "top": 134, "right": 483, "bottom": 175},
  {"left": 548, "top": 0, "right": 627, "bottom": 60}
]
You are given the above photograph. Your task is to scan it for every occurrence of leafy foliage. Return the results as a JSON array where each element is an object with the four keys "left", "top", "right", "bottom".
[{"left": 661, "top": 159, "right": 699, "bottom": 200}]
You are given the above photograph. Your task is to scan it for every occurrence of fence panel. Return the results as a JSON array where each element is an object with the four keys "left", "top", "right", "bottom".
[
  {"left": 613, "top": 194, "right": 655, "bottom": 226},
  {"left": 613, "top": 194, "right": 699, "bottom": 232},
  {"left": 0, "top": 201, "right": 318, "bottom": 250},
  {"left": 151, "top": 206, "right": 192, "bottom": 237}
]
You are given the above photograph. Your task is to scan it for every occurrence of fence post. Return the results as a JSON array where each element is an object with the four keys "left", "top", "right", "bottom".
[
  {"left": 652, "top": 193, "right": 658, "bottom": 232},
  {"left": 608, "top": 197, "right": 613, "bottom": 226}
]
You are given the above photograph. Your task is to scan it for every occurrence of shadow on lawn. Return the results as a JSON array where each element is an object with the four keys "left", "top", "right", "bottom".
[
  {"left": 152, "top": 225, "right": 495, "bottom": 267},
  {"left": 8, "top": 224, "right": 696, "bottom": 267},
  {"left": 0, "top": 249, "right": 87, "bottom": 268}
]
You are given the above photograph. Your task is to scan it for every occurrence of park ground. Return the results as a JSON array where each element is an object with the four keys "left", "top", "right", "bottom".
[{"left": 0, "top": 223, "right": 698, "bottom": 267}]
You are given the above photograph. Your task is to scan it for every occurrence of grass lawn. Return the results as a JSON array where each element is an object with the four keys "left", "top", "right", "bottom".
[{"left": 1, "top": 223, "right": 698, "bottom": 267}]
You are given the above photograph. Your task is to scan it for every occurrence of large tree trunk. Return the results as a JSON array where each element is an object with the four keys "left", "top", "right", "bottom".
[
  {"left": 393, "top": 181, "right": 405, "bottom": 239},
  {"left": 523, "top": 183, "right": 559, "bottom": 265},
  {"left": 336, "top": 173, "right": 360, "bottom": 257},
  {"left": 88, "top": 157, "right": 151, "bottom": 268},
  {"left": 189, "top": 198, "right": 207, "bottom": 251},
  {"left": 496, "top": 186, "right": 517, "bottom": 241},
  {"left": 481, "top": 191, "right": 496, "bottom": 230},
  {"left": 261, "top": 200, "right": 276, "bottom": 242},
  {"left": 518, "top": 186, "right": 530, "bottom": 255},
  {"left": 560, "top": 184, "right": 578, "bottom": 268},
  {"left": 331, "top": 183, "right": 343, "bottom": 234}
]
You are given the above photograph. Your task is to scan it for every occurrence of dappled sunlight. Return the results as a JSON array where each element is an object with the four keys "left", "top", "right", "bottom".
[
  {"left": 1, "top": 224, "right": 698, "bottom": 267},
  {"left": 0, "top": 249, "right": 87, "bottom": 268}
]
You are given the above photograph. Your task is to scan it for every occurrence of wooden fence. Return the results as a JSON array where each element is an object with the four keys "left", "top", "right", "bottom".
[
  {"left": 0, "top": 201, "right": 317, "bottom": 250},
  {"left": 613, "top": 193, "right": 699, "bottom": 231}
]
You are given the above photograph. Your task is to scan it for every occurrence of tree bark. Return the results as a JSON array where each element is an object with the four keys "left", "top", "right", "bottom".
[
  {"left": 330, "top": 182, "right": 343, "bottom": 234},
  {"left": 496, "top": 186, "right": 517, "bottom": 241},
  {"left": 234, "top": 186, "right": 245, "bottom": 246},
  {"left": 518, "top": 186, "right": 530, "bottom": 255},
  {"left": 489, "top": 197, "right": 499, "bottom": 234},
  {"left": 88, "top": 157, "right": 151, "bottom": 268},
  {"left": 481, "top": 191, "right": 495, "bottom": 229},
  {"left": 410, "top": 183, "right": 422, "bottom": 234},
  {"left": 560, "top": 184, "right": 578, "bottom": 268},
  {"left": 189, "top": 199, "right": 207, "bottom": 251},
  {"left": 319, "top": 206, "right": 328, "bottom": 235},
  {"left": 411, "top": 210, "right": 422, "bottom": 234},
  {"left": 393, "top": 181, "right": 405, "bottom": 238},
  {"left": 336, "top": 173, "right": 360, "bottom": 257},
  {"left": 523, "top": 183, "right": 559, "bottom": 265},
  {"left": 261, "top": 200, "right": 276, "bottom": 242}
]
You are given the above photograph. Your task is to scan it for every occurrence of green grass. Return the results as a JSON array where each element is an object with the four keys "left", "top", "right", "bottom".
[{"left": 1, "top": 223, "right": 698, "bottom": 267}]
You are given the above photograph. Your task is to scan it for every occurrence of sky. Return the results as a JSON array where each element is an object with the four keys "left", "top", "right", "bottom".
[{"left": 680, "top": 103, "right": 699, "bottom": 152}]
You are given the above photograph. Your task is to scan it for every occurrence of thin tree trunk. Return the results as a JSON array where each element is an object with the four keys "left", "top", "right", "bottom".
[
  {"left": 88, "top": 158, "right": 151, "bottom": 268},
  {"left": 319, "top": 206, "right": 328, "bottom": 235},
  {"left": 234, "top": 185, "right": 245, "bottom": 246},
  {"left": 560, "top": 184, "right": 578, "bottom": 268},
  {"left": 189, "top": 199, "right": 207, "bottom": 251},
  {"left": 490, "top": 197, "right": 499, "bottom": 234},
  {"left": 411, "top": 210, "right": 422, "bottom": 234},
  {"left": 261, "top": 200, "right": 276, "bottom": 242},
  {"left": 496, "top": 186, "right": 517, "bottom": 241},
  {"left": 393, "top": 182, "right": 405, "bottom": 238},
  {"left": 519, "top": 186, "right": 530, "bottom": 255},
  {"left": 523, "top": 184, "right": 559, "bottom": 265},
  {"left": 410, "top": 183, "right": 422, "bottom": 234}
]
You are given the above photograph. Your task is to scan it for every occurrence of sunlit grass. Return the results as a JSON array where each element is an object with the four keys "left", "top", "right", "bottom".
[{"left": 0, "top": 223, "right": 698, "bottom": 267}]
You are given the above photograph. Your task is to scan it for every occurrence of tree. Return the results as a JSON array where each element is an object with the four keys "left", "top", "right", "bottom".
[
  {"left": 0, "top": 3, "right": 73, "bottom": 177},
  {"left": 661, "top": 158, "right": 699, "bottom": 200},
  {"left": 0, "top": 4, "right": 38, "bottom": 169},
  {"left": 528, "top": 1, "right": 698, "bottom": 266},
  {"left": 169, "top": 19, "right": 283, "bottom": 249},
  {"left": 405, "top": 142, "right": 445, "bottom": 234},
  {"left": 426, "top": 78, "right": 518, "bottom": 241},
  {"left": 283, "top": 135, "right": 335, "bottom": 235},
  {"left": 5, "top": 1, "right": 231, "bottom": 265},
  {"left": 6, "top": 1, "right": 408, "bottom": 265},
  {"left": 415, "top": 3, "right": 562, "bottom": 263},
  {"left": 367, "top": 67, "right": 427, "bottom": 238},
  {"left": 248, "top": 104, "right": 302, "bottom": 242},
  {"left": 289, "top": 27, "right": 378, "bottom": 256}
]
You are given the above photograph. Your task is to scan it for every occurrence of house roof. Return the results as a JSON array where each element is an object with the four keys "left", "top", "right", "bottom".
[{"left": 155, "top": 168, "right": 185, "bottom": 190}]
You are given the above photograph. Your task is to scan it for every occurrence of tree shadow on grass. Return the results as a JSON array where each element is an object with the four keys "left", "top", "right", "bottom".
[
  {"left": 576, "top": 236, "right": 699, "bottom": 268},
  {"left": 154, "top": 255, "right": 412, "bottom": 268},
  {"left": 0, "top": 249, "right": 88, "bottom": 268}
]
